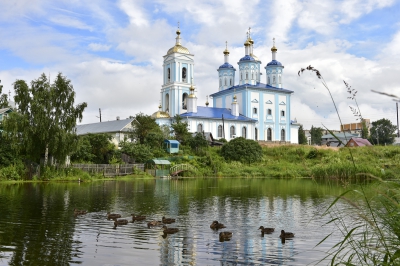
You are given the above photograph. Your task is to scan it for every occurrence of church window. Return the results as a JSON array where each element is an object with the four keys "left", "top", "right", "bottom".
[
  {"left": 281, "top": 110, "right": 285, "bottom": 117},
  {"left": 182, "top": 93, "right": 188, "bottom": 110},
  {"left": 218, "top": 125, "right": 223, "bottom": 138},
  {"left": 197, "top": 124, "right": 203, "bottom": 133},
  {"left": 182, "top": 67, "right": 187, "bottom": 82},
  {"left": 273, "top": 76, "right": 276, "bottom": 83},
  {"left": 267, "top": 128, "right": 272, "bottom": 141},
  {"left": 224, "top": 78, "right": 227, "bottom": 86},
  {"left": 281, "top": 129, "right": 285, "bottom": 141},
  {"left": 268, "top": 76, "right": 270, "bottom": 84},
  {"left": 242, "top": 127, "right": 247, "bottom": 138},
  {"left": 253, "top": 108, "right": 257, "bottom": 114},
  {"left": 241, "top": 72, "right": 243, "bottom": 80},
  {"left": 167, "top": 68, "right": 171, "bottom": 82},
  {"left": 267, "top": 109, "right": 272, "bottom": 116},
  {"left": 255, "top": 128, "right": 258, "bottom": 140},
  {"left": 165, "top": 93, "right": 170, "bottom": 112},
  {"left": 230, "top": 79, "right": 232, "bottom": 86},
  {"left": 219, "top": 79, "right": 222, "bottom": 87},
  {"left": 279, "top": 75, "right": 281, "bottom": 83},
  {"left": 251, "top": 71, "right": 254, "bottom": 80},
  {"left": 230, "top": 126, "right": 236, "bottom": 138},
  {"left": 246, "top": 72, "right": 248, "bottom": 80}
]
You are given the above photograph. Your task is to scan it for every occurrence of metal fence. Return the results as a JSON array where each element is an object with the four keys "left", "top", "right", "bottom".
[{"left": 71, "top": 164, "right": 144, "bottom": 177}]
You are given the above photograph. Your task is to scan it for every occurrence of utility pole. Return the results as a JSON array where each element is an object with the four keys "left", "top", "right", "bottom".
[
  {"left": 397, "top": 102, "right": 399, "bottom": 137},
  {"left": 97, "top": 108, "right": 102, "bottom": 122}
]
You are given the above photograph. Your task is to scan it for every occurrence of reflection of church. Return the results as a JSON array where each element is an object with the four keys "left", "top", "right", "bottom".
[{"left": 152, "top": 27, "right": 299, "bottom": 143}]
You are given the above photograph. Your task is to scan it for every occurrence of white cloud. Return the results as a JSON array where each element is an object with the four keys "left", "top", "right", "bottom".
[
  {"left": 49, "top": 15, "right": 93, "bottom": 31},
  {"left": 88, "top": 43, "right": 111, "bottom": 51},
  {"left": 118, "top": 0, "right": 149, "bottom": 26}
]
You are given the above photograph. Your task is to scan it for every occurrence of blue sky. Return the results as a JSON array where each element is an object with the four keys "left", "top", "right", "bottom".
[{"left": 0, "top": 0, "right": 399, "bottom": 129}]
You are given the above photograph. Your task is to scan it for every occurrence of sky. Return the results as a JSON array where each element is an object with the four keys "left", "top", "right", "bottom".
[{"left": 0, "top": 0, "right": 399, "bottom": 130}]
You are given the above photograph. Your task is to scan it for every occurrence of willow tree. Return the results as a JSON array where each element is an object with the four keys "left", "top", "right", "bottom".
[{"left": 4, "top": 73, "right": 87, "bottom": 165}]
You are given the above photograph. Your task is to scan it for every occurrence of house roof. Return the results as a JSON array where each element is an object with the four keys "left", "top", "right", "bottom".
[
  {"left": 0, "top": 107, "right": 12, "bottom": 115},
  {"left": 322, "top": 132, "right": 359, "bottom": 140},
  {"left": 148, "top": 159, "right": 171, "bottom": 165},
  {"left": 164, "top": 139, "right": 180, "bottom": 144},
  {"left": 348, "top": 137, "right": 372, "bottom": 147},
  {"left": 76, "top": 118, "right": 133, "bottom": 135},
  {"left": 180, "top": 106, "right": 256, "bottom": 122},
  {"left": 209, "top": 83, "right": 293, "bottom": 97},
  {"left": 192, "top": 132, "right": 215, "bottom": 142}
]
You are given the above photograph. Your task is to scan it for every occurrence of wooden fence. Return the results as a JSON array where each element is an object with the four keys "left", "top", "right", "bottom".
[{"left": 71, "top": 164, "right": 144, "bottom": 177}]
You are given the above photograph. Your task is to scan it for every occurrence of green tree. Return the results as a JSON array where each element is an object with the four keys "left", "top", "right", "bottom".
[
  {"left": 171, "top": 115, "right": 191, "bottom": 144},
  {"left": 310, "top": 126, "right": 323, "bottom": 145},
  {"left": 188, "top": 132, "right": 209, "bottom": 152},
  {"left": 0, "top": 80, "right": 9, "bottom": 108},
  {"left": 0, "top": 124, "right": 18, "bottom": 166},
  {"left": 220, "top": 137, "right": 262, "bottom": 164},
  {"left": 71, "top": 133, "right": 115, "bottom": 164},
  {"left": 4, "top": 73, "right": 87, "bottom": 165},
  {"left": 298, "top": 125, "right": 307, "bottom": 144},
  {"left": 119, "top": 141, "right": 154, "bottom": 163},
  {"left": 369, "top": 118, "right": 397, "bottom": 145},
  {"left": 131, "top": 113, "right": 161, "bottom": 144}
]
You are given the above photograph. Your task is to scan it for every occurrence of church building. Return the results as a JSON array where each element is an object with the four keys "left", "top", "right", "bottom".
[{"left": 152, "top": 27, "right": 299, "bottom": 143}]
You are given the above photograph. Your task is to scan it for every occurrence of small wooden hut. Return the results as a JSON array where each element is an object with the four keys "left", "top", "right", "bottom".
[
  {"left": 164, "top": 140, "right": 180, "bottom": 154},
  {"left": 146, "top": 159, "right": 171, "bottom": 177}
]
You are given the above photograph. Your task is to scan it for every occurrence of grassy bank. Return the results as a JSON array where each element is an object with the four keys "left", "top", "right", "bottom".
[{"left": 178, "top": 145, "right": 400, "bottom": 179}]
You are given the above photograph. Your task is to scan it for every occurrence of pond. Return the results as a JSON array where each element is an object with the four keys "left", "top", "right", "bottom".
[{"left": 0, "top": 178, "right": 349, "bottom": 265}]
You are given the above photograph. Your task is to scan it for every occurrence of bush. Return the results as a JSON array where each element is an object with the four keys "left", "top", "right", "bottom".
[{"left": 221, "top": 137, "right": 262, "bottom": 164}]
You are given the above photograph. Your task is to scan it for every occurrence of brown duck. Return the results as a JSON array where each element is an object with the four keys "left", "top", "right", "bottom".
[
  {"left": 259, "top": 226, "right": 275, "bottom": 234},
  {"left": 113, "top": 219, "right": 129, "bottom": 228},
  {"left": 280, "top": 230, "right": 295, "bottom": 238},
  {"left": 219, "top": 231, "right": 233, "bottom": 239},
  {"left": 210, "top": 221, "right": 226, "bottom": 229},
  {"left": 162, "top": 216, "right": 176, "bottom": 224},
  {"left": 131, "top": 214, "right": 146, "bottom": 221},
  {"left": 74, "top": 208, "right": 87, "bottom": 215},
  {"left": 147, "top": 220, "right": 162, "bottom": 228},
  {"left": 107, "top": 212, "right": 121, "bottom": 220},
  {"left": 162, "top": 225, "right": 179, "bottom": 234}
]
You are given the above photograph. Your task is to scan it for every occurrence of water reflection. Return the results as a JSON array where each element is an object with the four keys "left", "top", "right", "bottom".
[{"left": 0, "top": 178, "right": 349, "bottom": 265}]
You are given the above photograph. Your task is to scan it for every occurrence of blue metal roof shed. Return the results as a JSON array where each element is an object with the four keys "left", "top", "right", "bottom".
[{"left": 164, "top": 140, "right": 180, "bottom": 154}]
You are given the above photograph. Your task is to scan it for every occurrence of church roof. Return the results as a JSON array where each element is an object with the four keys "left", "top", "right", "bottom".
[
  {"left": 209, "top": 83, "right": 293, "bottom": 97},
  {"left": 167, "top": 44, "right": 190, "bottom": 55},
  {"left": 239, "top": 55, "right": 255, "bottom": 62},
  {"left": 218, "top": 62, "right": 235, "bottom": 69},
  {"left": 266, "top": 60, "right": 283, "bottom": 66},
  {"left": 180, "top": 106, "right": 256, "bottom": 122}
]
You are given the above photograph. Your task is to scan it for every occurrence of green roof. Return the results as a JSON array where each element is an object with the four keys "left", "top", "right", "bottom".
[{"left": 148, "top": 159, "right": 171, "bottom": 165}]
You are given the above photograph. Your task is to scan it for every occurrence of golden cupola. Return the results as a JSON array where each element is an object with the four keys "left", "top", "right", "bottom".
[
  {"left": 151, "top": 103, "right": 170, "bottom": 118},
  {"left": 167, "top": 28, "right": 191, "bottom": 55}
]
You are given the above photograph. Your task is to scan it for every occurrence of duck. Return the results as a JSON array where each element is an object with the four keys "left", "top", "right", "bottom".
[
  {"left": 74, "top": 208, "right": 87, "bottom": 215},
  {"left": 162, "top": 225, "right": 179, "bottom": 234},
  {"left": 210, "top": 221, "right": 226, "bottom": 229},
  {"left": 107, "top": 212, "right": 121, "bottom": 220},
  {"left": 280, "top": 230, "right": 295, "bottom": 238},
  {"left": 219, "top": 231, "right": 233, "bottom": 239},
  {"left": 131, "top": 214, "right": 146, "bottom": 221},
  {"left": 259, "top": 226, "right": 275, "bottom": 234},
  {"left": 147, "top": 220, "right": 162, "bottom": 228},
  {"left": 113, "top": 219, "right": 129, "bottom": 228},
  {"left": 162, "top": 216, "right": 176, "bottom": 224}
]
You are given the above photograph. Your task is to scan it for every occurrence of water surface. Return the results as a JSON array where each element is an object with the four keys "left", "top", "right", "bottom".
[{"left": 0, "top": 178, "right": 348, "bottom": 265}]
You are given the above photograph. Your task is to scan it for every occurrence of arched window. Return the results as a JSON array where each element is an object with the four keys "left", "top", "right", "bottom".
[
  {"left": 253, "top": 108, "right": 257, "bottom": 114},
  {"left": 197, "top": 124, "right": 203, "bottom": 133},
  {"left": 182, "top": 67, "right": 187, "bottom": 82},
  {"left": 224, "top": 78, "right": 227, "bottom": 86},
  {"left": 267, "top": 128, "right": 272, "bottom": 141},
  {"left": 182, "top": 93, "right": 188, "bottom": 110},
  {"left": 279, "top": 75, "right": 281, "bottom": 83},
  {"left": 268, "top": 76, "right": 270, "bottom": 84},
  {"left": 241, "top": 72, "right": 243, "bottom": 80},
  {"left": 167, "top": 68, "right": 171, "bottom": 82},
  {"left": 218, "top": 125, "right": 223, "bottom": 138},
  {"left": 251, "top": 71, "right": 254, "bottom": 80},
  {"left": 281, "top": 129, "right": 285, "bottom": 141},
  {"left": 230, "top": 79, "right": 232, "bottom": 86},
  {"left": 219, "top": 78, "right": 222, "bottom": 87},
  {"left": 255, "top": 128, "right": 258, "bottom": 140},
  {"left": 230, "top": 126, "right": 236, "bottom": 138},
  {"left": 246, "top": 72, "right": 248, "bottom": 79},
  {"left": 267, "top": 109, "right": 272, "bottom": 116},
  {"left": 242, "top": 127, "right": 246, "bottom": 138},
  {"left": 281, "top": 110, "right": 285, "bottom": 117},
  {"left": 165, "top": 93, "right": 169, "bottom": 112},
  {"left": 273, "top": 76, "right": 276, "bottom": 83}
]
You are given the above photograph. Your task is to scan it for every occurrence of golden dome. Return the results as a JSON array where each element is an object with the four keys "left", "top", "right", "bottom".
[
  {"left": 167, "top": 44, "right": 190, "bottom": 55},
  {"left": 247, "top": 37, "right": 254, "bottom": 44},
  {"left": 271, "top": 45, "right": 277, "bottom": 52},
  {"left": 223, "top": 48, "right": 229, "bottom": 55},
  {"left": 244, "top": 40, "right": 251, "bottom": 46},
  {"left": 151, "top": 110, "right": 170, "bottom": 118}
]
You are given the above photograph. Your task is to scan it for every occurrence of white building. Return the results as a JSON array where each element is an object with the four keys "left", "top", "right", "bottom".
[{"left": 153, "top": 27, "right": 299, "bottom": 143}]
